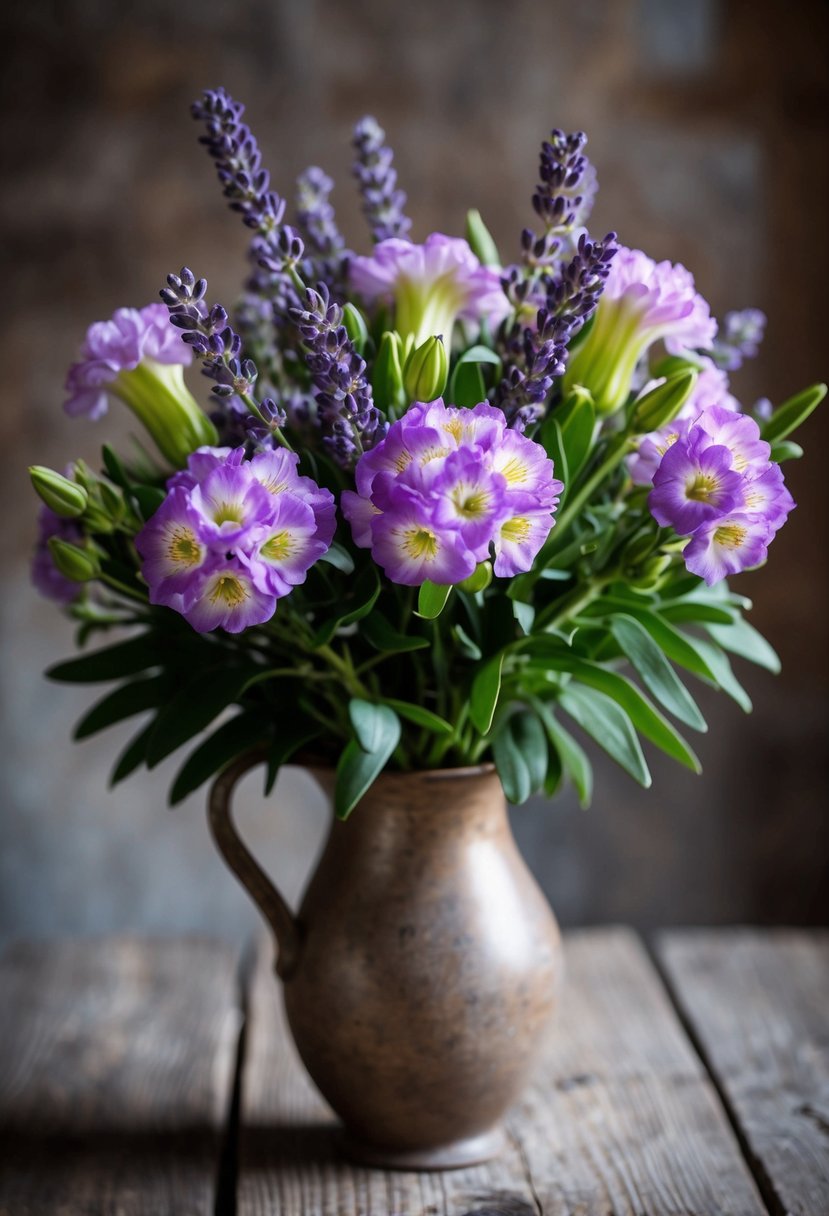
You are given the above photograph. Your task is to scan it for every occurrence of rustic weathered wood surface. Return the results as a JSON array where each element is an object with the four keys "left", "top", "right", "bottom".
[
  {"left": 1, "top": 930, "right": 827, "bottom": 1215},
  {"left": 0, "top": 937, "right": 241, "bottom": 1216},
  {"left": 657, "top": 929, "right": 829, "bottom": 1216},
  {"left": 237, "top": 928, "right": 767, "bottom": 1215}
]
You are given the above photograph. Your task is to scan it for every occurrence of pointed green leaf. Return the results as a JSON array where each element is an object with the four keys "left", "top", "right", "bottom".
[
  {"left": 48, "top": 635, "right": 163, "bottom": 683},
  {"left": 146, "top": 666, "right": 258, "bottom": 767},
  {"left": 170, "top": 712, "right": 266, "bottom": 806},
  {"left": 318, "top": 542, "right": 355, "bottom": 574},
  {"left": 761, "top": 382, "right": 826, "bottom": 444},
  {"left": 349, "top": 700, "right": 402, "bottom": 754},
  {"left": 609, "top": 613, "right": 707, "bottom": 731},
  {"left": 559, "top": 683, "right": 651, "bottom": 788},
  {"left": 335, "top": 710, "right": 402, "bottom": 820},
  {"left": 74, "top": 675, "right": 170, "bottom": 740},
  {"left": 706, "top": 617, "right": 780, "bottom": 674},
  {"left": 264, "top": 722, "right": 322, "bottom": 796},
  {"left": 109, "top": 719, "right": 156, "bottom": 786},
  {"left": 381, "top": 699, "right": 453, "bottom": 735},
  {"left": 469, "top": 652, "right": 505, "bottom": 735},
  {"left": 416, "top": 581, "right": 452, "bottom": 619},
  {"left": 311, "top": 566, "right": 380, "bottom": 645},
  {"left": 530, "top": 698, "right": 592, "bottom": 808},
  {"left": 691, "top": 638, "right": 753, "bottom": 712}
]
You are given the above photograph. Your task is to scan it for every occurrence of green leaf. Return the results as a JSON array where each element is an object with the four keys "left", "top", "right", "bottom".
[
  {"left": 416, "top": 581, "right": 452, "bottom": 619},
  {"left": 264, "top": 722, "right": 322, "bottom": 796},
  {"left": 761, "top": 382, "right": 826, "bottom": 444},
  {"left": 131, "top": 485, "right": 166, "bottom": 521},
  {"left": 691, "top": 638, "right": 753, "bottom": 712},
  {"left": 349, "top": 699, "right": 402, "bottom": 753},
  {"left": 109, "top": 719, "right": 156, "bottom": 786},
  {"left": 335, "top": 709, "right": 402, "bottom": 820},
  {"left": 706, "top": 617, "right": 780, "bottom": 674},
  {"left": 74, "top": 675, "right": 170, "bottom": 740},
  {"left": 381, "top": 699, "right": 453, "bottom": 735},
  {"left": 318, "top": 542, "right": 355, "bottom": 574},
  {"left": 609, "top": 614, "right": 707, "bottom": 731},
  {"left": 469, "top": 652, "right": 505, "bottom": 735},
  {"left": 530, "top": 698, "right": 592, "bottom": 808},
  {"left": 453, "top": 623, "right": 482, "bottom": 661},
  {"left": 146, "top": 666, "right": 258, "bottom": 767},
  {"left": 589, "top": 601, "right": 718, "bottom": 683},
  {"left": 493, "top": 722, "right": 531, "bottom": 805},
  {"left": 362, "top": 610, "right": 429, "bottom": 653},
  {"left": 558, "top": 683, "right": 652, "bottom": 788},
  {"left": 102, "top": 444, "right": 132, "bottom": 491},
  {"left": 768, "top": 440, "right": 803, "bottom": 463},
  {"left": 555, "top": 658, "right": 701, "bottom": 772},
  {"left": 170, "top": 712, "right": 266, "bottom": 806},
  {"left": 447, "top": 345, "right": 501, "bottom": 408},
  {"left": 311, "top": 566, "right": 380, "bottom": 646},
  {"left": 543, "top": 391, "right": 596, "bottom": 483},
  {"left": 513, "top": 600, "right": 535, "bottom": 635},
  {"left": 47, "top": 634, "right": 163, "bottom": 683},
  {"left": 660, "top": 602, "right": 736, "bottom": 626}
]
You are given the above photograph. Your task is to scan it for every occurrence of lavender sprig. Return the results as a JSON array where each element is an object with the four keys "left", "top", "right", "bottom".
[
  {"left": 352, "top": 117, "right": 412, "bottom": 244},
  {"left": 160, "top": 267, "right": 289, "bottom": 450},
  {"left": 191, "top": 89, "right": 306, "bottom": 314},
  {"left": 290, "top": 284, "right": 386, "bottom": 467},
  {"left": 496, "top": 231, "right": 617, "bottom": 429},
  {"left": 296, "top": 166, "right": 348, "bottom": 277},
  {"left": 522, "top": 130, "right": 598, "bottom": 271}
]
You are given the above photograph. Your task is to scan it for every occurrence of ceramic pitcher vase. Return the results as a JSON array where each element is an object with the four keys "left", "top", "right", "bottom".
[{"left": 208, "top": 754, "right": 562, "bottom": 1170}]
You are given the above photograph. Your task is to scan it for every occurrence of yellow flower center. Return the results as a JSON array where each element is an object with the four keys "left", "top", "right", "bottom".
[
  {"left": 686, "top": 473, "right": 719, "bottom": 502},
  {"left": 213, "top": 501, "right": 243, "bottom": 525},
  {"left": 260, "top": 530, "right": 296, "bottom": 561},
  {"left": 167, "top": 527, "right": 201, "bottom": 567},
  {"left": 713, "top": 523, "right": 746, "bottom": 550},
  {"left": 502, "top": 516, "right": 532, "bottom": 541},
  {"left": 209, "top": 574, "right": 248, "bottom": 607},
  {"left": 402, "top": 526, "right": 438, "bottom": 559},
  {"left": 452, "top": 486, "right": 489, "bottom": 519},
  {"left": 499, "top": 456, "right": 528, "bottom": 486}
]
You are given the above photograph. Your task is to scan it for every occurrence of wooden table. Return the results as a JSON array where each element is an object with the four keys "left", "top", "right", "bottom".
[{"left": 1, "top": 929, "right": 827, "bottom": 1215}]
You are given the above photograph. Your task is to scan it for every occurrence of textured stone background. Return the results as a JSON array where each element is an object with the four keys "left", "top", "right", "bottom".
[{"left": 1, "top": 0, "right": 827, "bottom": 941}]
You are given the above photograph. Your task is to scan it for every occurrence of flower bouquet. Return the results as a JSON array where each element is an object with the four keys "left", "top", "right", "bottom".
[{"left": 30, "top": 89, "right": 824, "bottom": 1167}]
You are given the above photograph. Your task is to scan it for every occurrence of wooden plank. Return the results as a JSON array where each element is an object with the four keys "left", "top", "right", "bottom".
[
  {"left": 236, "top": 927, "right": 767, "bottom": 1214},
  {"left": 657, "top": 929, "right": 829, "bottom": 1216},
  {"left": 0, "top": 937, "right": 242, "bottom": 1216}
]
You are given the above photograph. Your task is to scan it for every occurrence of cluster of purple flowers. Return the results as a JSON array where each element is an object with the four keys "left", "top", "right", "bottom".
[
  {"left": 136, "top": 447, "right": 335, "bottom": 632},
  {"left": 341, "top": 399, "right": 562, "bottom": 586},
  {"left": 641, "top": 406, "right": 794, "bottom": 585}
]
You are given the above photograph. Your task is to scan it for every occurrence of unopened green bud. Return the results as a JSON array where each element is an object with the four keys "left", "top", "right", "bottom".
[
  {"left": 47, "top": 538, "right": 100, "bottom": 583},
  {"left": 631, "top": 370, "right": 697, "bottom": 434},
  {"left": 99, "top": 480, "right": 126, "bottom": 522},
  {"left": 29, "top": 466, "right": 88, "bottom": 518},
  {"left": 621, "top": 526, "right": 659, "bottom": 567},
  {"left": 465, "top": 209, "right": 501, "bottom": 267},
  {"left": 112, "top": 361, "right": 218, "bottom": 468},
  {"left": 459, "top": 561, "right": 493, "bottom": 594},
  {"left": 342, "top": 303, "right": 369, "bottom": 355},
  {"left": 371, "top": 331, "right": 406, "bottom": 417},
  {"left": 404, "top": 335, "right": 448, "bottom": 404},
  {"left": 630, "top": 553, "right": 672, "bottom": 591}
]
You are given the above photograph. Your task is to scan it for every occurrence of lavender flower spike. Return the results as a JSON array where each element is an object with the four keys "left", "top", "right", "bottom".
[
  {"left": 290, "top": 283, "right": 385, "bottom": 468},
  {"left": 296, "top": 167, "right": 346, "bottom": 264},
  {"left": 353, "top": 116, "right": 412, "bottom": 243},
  {"left": 708, "top": 308, "right": 767, "bottom": 372},
  {"left": 161, "top": 268, "right": 288, "bottom": 450},
  {"left": 523, "top": 130, "right": 598, "bottom": 270},
  {"left": 191, "top": 88, "right": 306, "bottom": 314}
]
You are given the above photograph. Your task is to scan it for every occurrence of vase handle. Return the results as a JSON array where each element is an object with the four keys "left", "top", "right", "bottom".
[{"left": 208, "top": 749, "right": 301, "bottom": 980}]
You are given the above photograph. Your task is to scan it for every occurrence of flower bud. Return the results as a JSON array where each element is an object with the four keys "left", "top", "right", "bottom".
[
  {"left": 47, "top": 538, "right": 100, "bottom": 583},
  {"left": 631, "top": 370, "right": 697, "bottom": 434},
  {"left": 459, "top": 561, "right": 493, "bottom": 593},
  {"left": 29, "top": 466, "right": 88, "bottom": 518},
  {"left": 342, "top": 303, "right": 369, "bottom": 355},
  {"left": 630, "top": 553, "right": 672, "bottom": 591},
  {"left": 112, "top": 360, "right": 218, "bottom": 468},
  {"left": 371, "top": 331, "right": 405, "bottom": 416},
  {"left": 465, "top": 209, "right": 501, "bottom": 268},
  {"left": 404, "top": 335, "right": 448, "bottom": 404}
]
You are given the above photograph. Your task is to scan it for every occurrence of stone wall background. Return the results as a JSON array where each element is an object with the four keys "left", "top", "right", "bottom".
[{"left": 1, "top": 0, "right": 827, "bottom": 941}]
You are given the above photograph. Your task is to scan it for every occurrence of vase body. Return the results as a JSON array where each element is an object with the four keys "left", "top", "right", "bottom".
[{"left": 280, "top": 765, "right": 562, "bottom": 1168}]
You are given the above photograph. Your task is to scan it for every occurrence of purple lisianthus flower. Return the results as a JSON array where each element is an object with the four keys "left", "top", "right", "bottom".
[
  {"left": 64, "top": 304, "right": 192, "bottom": 420},
  {"left": 137, "top": 445, "right": 335, "bottom": 632},
  {"left": 63, "top": 303, "right": 216, "bottom": 467},
  {"left": 31, "top": 507, "right": 83, "bottom": 604},
  {"left": 629, "top": 417, "right": 693, "bottom": 486},
  {"left": 649, "top": 436, "right": 743, "bottom": 534},
  {"left": 349, "top": 234, "right": 510, "bottom": 348},
  {"left": 694, "top": 405, "right": 770, "bottom": 475},
  {"left": 370, "top": 486, "right": 476, "bottom": 586},
  {"left": 182, "top": 561, "right": 277, "bottom": 634},
  {"left": 684, "top": 513, "right": 773, "bottom": 586},
  {"left": 343, "top": 398, "right": 561, "bottom": 585},
  {"left": 683, "top": 357, "right": 739, "bottom": 415},
  {"left": 565, "top": 245, "right": 716, "bottom": 414},
  {"left": 741, "top": 463, "right": 795, "bottom": 533}
]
